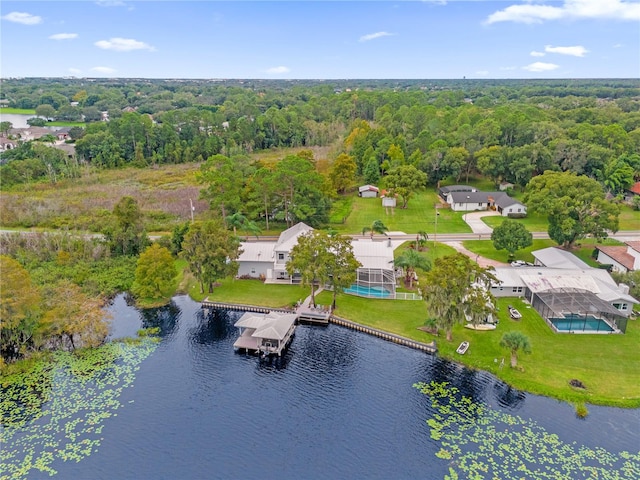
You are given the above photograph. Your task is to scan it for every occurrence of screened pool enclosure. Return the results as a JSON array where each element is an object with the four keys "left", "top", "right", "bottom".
[
  {"left": 530, "top": 288, "right": 626, "bottom": 333},
  {"left": 344, "top": 268, "right": 397, "bottom": 299}
]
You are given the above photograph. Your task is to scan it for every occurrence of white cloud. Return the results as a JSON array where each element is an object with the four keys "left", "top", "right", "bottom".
[
  {"left": 96, "top": 1, "right": 127, "bottom": 6},
  {"left": 91, "top": 66, "right": 116, "bottom": 74},
  {"left": 49, "top": 33, "right": 78, "bottom": 40},
  {"left": 613, "top": 43, "right": 623, "bottom": 48},
  {"left": 500, "top": 66, "right": 518, "bottom": 71},
  {"left": 95, "top": 37, "right": 155, "bottom": 51},
  {"left": 485, "top": 0, "right": 640, "bottom": 24},
  {"left": 68, "top": 68, "right": 82, "bottom": 75},
  {"left": 523, "top": 62, "right": 560, "bottom": 72},
  {"left": 1, "top": 12, "right": 43, "bottom": 25},
  {"left": 265, "top": 66, "right": 290, "bottom": 74},
  {"left": 359, "top": 31, "right": 394, "bottom": 42},
  {"left": 545, "top": 45, "right": 589, "bottom": 56},
  {"left": 475, "top": 70, "right": 489, "bottom": 76},
  {"left": 530, "top": 51, "right": 546, "bottom": 57}
]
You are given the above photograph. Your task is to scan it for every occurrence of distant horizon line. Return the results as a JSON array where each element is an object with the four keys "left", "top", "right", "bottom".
[{"left": 2, "top": 76, "right": 638, "bottom": 81}]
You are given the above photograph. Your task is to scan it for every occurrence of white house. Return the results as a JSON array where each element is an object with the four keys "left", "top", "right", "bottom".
[
  {"left": 446, "top": 191, "right": 526, "bottom": 216},
  {"left": 595, "top": 242, "right": 640, "bottom": 273},
  {"left": 358, "top": 185, "right": 379, "bottom": 198},
  {"left": 236, "top": 222, "right": 313, "bottom": 281},
  {"left": 236, "top": 223, "right": 398, "bottom": 297},
  {"left": 494, "top": 195, "right": 527, "bottom": 217}
]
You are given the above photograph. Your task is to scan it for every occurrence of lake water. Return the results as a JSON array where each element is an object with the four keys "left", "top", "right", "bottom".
[
  {"left": 0, "top": 113, "right": 36, "bottom": 128},
  {"left": 3, "top": 294, "right": 639, "bottom": 479}
]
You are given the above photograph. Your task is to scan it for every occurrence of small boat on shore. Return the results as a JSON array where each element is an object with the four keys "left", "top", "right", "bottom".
[
  {"left": 509, "top": 306, "right": 522, "bottom": 320},
  {"left": 456, "top": 341, "right": 469, "bottom": 354},
  {"left": 464, "top": 323, "right": 497, "bottom": 331}
]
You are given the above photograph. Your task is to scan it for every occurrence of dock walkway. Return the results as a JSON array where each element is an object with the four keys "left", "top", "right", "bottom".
[
  {"left": 201, "top": 298, "right": 437, "bottom": 355},
  {"left": 329, "top": 315, "right": 437, "bottom": 354}
]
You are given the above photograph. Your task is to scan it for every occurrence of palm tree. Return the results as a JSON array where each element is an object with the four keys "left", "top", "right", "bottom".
[
  {"left": 362, "top": 220, "right": 388, "bottom": 239},
  {"left": 500, "top": 331, "right": 532, "bottom": 368},
  {"left": 415, "top": 230, "right": 429, "bottom": 251},
  {"left": 393, "top": 248, "right": 431, "bottom": 289}
]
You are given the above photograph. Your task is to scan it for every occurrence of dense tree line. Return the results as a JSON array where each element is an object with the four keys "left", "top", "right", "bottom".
[{"left": 2, "top": 78, "right": 639, "bottom": 197}]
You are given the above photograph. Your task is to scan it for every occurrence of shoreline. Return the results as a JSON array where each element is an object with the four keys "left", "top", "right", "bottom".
[{"left": 194, "top": 295, "right": 639, "bottom": 410}]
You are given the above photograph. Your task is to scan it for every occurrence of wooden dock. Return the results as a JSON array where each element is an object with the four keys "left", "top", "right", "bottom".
[
  {"left": 202, "top": 299, "right": 293, "bottom": 315},
  {"left": 297, "top": 305, "right": 331, "bottom": 325},
  {"left": 201, "top": 300, "right": 436, "bottom": 355},
  {"left": 329, "top": 315, "right": 437, "bottom": 354}
]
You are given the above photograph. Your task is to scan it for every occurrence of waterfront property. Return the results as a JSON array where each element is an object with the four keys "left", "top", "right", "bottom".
[
  {"left": 233, "top": 311, "right": 297, "bottom": 356},
  {"left": 490, "top": 247, "right": 638, "bottom": 333},
  {"left": 236, "top": 222, "right": 401, "bottom": 299}
]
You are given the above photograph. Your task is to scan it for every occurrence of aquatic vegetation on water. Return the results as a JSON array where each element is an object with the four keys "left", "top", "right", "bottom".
[
  {"left": 0, "top": 340, "right": 157, "bottom": 479},
  {"left": 414, "top": 381, "right": 640, "bottom": 480}
]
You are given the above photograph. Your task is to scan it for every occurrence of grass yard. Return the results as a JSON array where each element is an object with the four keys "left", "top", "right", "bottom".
[
  {"left": 313, "top": 291, "right": 640, "bottom": 408},
  {"left": 482, "top": 211, "right": 550, "bottom": 232},
  {"left": 619, "top": 204, "right": 640, "bottom": 230},
  {"left": 189, "top": 277, "right": 306, "bottom": 309},
  {"left": 462, "top": 237, "right": 626, "bottom": 266},
  {"left": 333, "top": 190, "right": 471, "bottom": 235},
  {"left": 462, "top": 239, "right": 555, "bottom": 263}
]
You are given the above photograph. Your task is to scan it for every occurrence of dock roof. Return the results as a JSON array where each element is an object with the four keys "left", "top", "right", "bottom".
[{"left": 252, "top": 313, "right": 297, "bottom": 340}]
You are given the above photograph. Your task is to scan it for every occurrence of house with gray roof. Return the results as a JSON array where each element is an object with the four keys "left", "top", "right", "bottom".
[
  {"left": 446, "top": 190, "right": 527, "bottom": 216},
  {"left": 438, "top": 184, "right": 476, "bottom": 201}
]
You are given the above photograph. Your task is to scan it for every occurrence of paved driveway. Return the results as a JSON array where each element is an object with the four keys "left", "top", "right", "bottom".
[{"left": 462, "top": 211, "right": 501, "bottom": 234}]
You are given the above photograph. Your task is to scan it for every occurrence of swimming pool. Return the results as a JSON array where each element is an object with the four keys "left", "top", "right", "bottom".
[
  {"left": 550, "top": 314, "right": 615, "bottom": 333},
  {"left": 344, "top": 284, "right": 392, "bottom": 298}
]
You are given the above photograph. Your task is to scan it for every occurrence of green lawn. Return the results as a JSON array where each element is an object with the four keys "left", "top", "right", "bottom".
[
  {"left": 619, "top": 204, "right": 640, "bottom": 230},
  {"left": 188, "top": 277, "right": 306, "bottom": 309},
  {"left": 1, "top": 108, "right": 36, "bottom": 114},
  {"left": 482, "top": 212, "right": 550, "bottom": 232},
  {"left": 482, "top": 205, "right": 639, "bottom": 232},
  {"left": 313, "top": 291, "right": 640, "bottom": 408},
  {"left": 48, "top": 121, "right": 85, "bottom": 127},
  {"left": 462, "top": 237, "right": 626, "bottom": 265},
  {"left": 332, "top": 190, "right": 471, "bottom": 235}
]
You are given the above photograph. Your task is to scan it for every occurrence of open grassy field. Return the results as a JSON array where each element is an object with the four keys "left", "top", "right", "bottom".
[
  {"left": 312, "top": 291, "right": 640, "bottom": 408},
  {"left": 0, "top": 163, "right": 205, "bottom": 232}
]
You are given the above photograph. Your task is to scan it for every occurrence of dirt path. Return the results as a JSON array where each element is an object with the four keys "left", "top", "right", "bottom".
[{"left": 444, "top": 241, "right": 509, "bottom": 268}]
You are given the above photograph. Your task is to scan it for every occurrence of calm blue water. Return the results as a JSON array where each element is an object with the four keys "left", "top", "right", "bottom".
[
  {"left": 344, "top": 284, "right": 392, "bottom": 298},
  {"left": 15, "top": 295, "right": 640, "bottom": 479},
  {"left": 551, "top": 315, "right": 615, "bottom": 332}
]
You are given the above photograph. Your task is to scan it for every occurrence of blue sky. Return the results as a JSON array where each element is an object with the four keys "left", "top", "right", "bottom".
[{"left": 1, "top": 1, "right": 639, "bottom": 79}]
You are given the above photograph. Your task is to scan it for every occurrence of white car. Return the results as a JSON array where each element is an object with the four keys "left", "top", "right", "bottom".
[{"left": 511, "top": 260, "right": 526, "bottom": 267}]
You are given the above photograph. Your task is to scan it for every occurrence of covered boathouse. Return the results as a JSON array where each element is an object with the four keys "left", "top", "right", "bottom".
[{"left": 233, "top": 311, "right": 297, "bottom": 356}]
